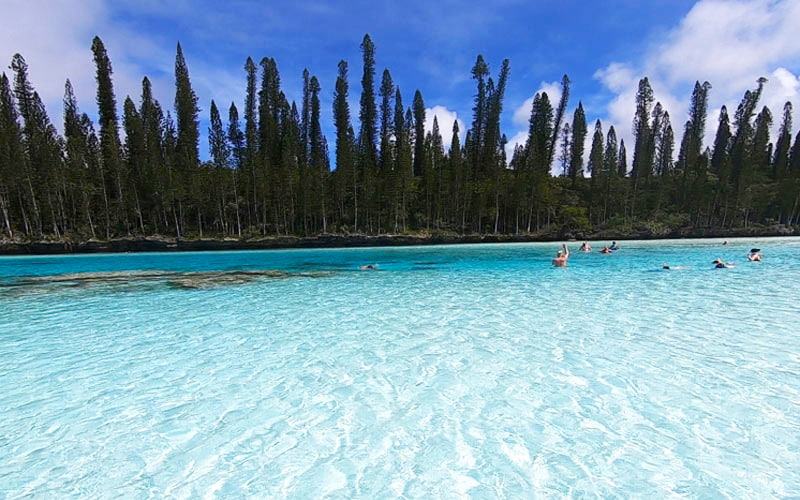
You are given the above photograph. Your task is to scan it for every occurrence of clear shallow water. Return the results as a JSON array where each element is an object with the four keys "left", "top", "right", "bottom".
[{"left": 1, "top": 238, "right": 799, "bottom": 498}]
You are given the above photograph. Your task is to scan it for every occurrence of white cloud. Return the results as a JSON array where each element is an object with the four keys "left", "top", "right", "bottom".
[
  {"left": 595, "top": 0, "right": 800, "bottom": 154},
  {"left": 1, "top": 0, "right": 106, "bottom": 122},
  {"left": 0, "top": 0, "right": 242, "bottom": 154},
  {"left": 424, "top": 105, "right": 465, "bottom": 149}
]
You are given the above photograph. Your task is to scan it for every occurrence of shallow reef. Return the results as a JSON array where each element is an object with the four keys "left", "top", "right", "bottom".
[{"left": 0, "top": 269, "right": 334, "bottom": 296}]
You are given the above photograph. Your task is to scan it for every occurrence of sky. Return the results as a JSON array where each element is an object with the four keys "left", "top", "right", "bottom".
[{"left": 2, "top": 0, "right": 800, "bottom": 169}]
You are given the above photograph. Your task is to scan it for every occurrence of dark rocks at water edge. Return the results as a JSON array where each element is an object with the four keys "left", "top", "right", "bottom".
[
  {"left": 0, "top": 234, "right": 549, "bottom": 255},
  {"left": 0, "top": 224, "right": 796, "bottom": 255}
]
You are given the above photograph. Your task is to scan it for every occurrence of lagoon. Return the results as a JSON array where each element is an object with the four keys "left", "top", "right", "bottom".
[{"left": 1, "top": 238, "right": 799, "bottom": 497}]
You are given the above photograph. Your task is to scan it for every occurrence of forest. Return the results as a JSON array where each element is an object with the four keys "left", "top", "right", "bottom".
[{"left": 1, "top": 34, "right": 798, "bottom": 242}]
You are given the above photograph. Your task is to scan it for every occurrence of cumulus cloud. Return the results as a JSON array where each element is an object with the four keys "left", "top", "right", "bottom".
[
  {"left": 595, "top": 0, "right": 800, "bottom": 151},
  {"left": 424, "top": 105, "right": 465, "bottom": 149}
]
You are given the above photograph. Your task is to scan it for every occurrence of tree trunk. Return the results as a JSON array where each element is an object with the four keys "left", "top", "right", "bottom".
[{"left": 0, "top": 193, "right": 12, "bottom": 238}]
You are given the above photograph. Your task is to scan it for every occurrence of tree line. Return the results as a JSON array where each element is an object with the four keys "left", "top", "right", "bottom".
[{"left": 1, "top": 35, "right": 799, "bottom": 241}]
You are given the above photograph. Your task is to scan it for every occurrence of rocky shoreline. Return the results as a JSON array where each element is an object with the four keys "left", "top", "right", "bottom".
[
  {"left": 0, "top": 224, "right": 795, "bottom": 255},
  {"left": 0, "top": 229, "right": 795, "bottom": 256}
]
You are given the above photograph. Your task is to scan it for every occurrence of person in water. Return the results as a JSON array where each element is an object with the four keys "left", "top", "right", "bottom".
[
  {"left": 579, "top": 241, "right": 592, "bottom": 252},
  {"left": 599, "top": 246, "right": 613, "bottom": 254},
  {"left": 747, "top": 249, "right": 762, "bottom": 261},
  {"left": 360, "top": 264, "right": 379, "bottom": 270},
  {"left": 552, "top": 243, "right": 570, "bottom": 267},
  {"left": 609, "top": 241, "right": 619, "bottom": 251},
  {"left": 713, "top": 258, "right": 734, "bottom": 269}
]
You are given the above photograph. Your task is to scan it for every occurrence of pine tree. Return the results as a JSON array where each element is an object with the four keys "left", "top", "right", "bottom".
[
  {"left": 655, "top": 112, "right": 674, "bottom": 177},
  {"left": 412, "top": 90, "right": 426, "bottom": 178},
  {"left": 377, "top": 69, "right": 394, "bottom": 230},
  {"left": 630, "top": 77, "right": 654, "bottom": 218},
  {"left": 393, "top": 89, "right": 413, "bottom": 231},
  {"left": 174, "top": 43, "right": 200, "bottom": 171},
  {"left": 752, "top": 106, "right": 773, "bottom": 177},
  {"left": 558, "top": 122, "right": 571, "bottom": 178},
  {"left": 449, "top": 119, "right": 463, "bottom": 228},
  {"left": 568, "top": 102, "right": 587, "bottom": 186},
  {"left": 677, "top": 81, "right": 711, "bottom": 178},
  {"left": 729, "top": 78, "right": 768, "bottom": 226},
  {"left": 469, "top": 55, "right": 489, "bottom": 169},
  {"left": 244, "top": 57, "right": 258, "bottom": 229},
  {"left": 227, "top": 102, "right": 244, "bottom": 235},
  {"left": 587, "top": 119, "right": 604, "bottom": 221},
  {"left": 773, "top": 102, "right": 792, "bottom": 180},
  {"left": 123, "top": 96, "right": 147, "bottom": 232},
  {"left": 13, "top": 55, "right": 67, "bottom": 237},
  {"left": 547, "top": 74, "right": 570, "bottom": 168},
  {"left": 309, "top": 75, "right": 327, "bottom": 232},
  {"left": 602, "top": 126, "right": 618, "bottom": 220},
  {"left": 0, "top": 72, "right": 25, "bottom": 237},
  {"left": 358, "top": 34, "right": 378, "bottom": 171},
  {"left": 618, "top": 139, "right": 628, "bottom": 177},
  {"left": 333, "top": 60, "right": 355, "bottom": 227},
  {"left": 139, "top": 76, "right": 167, "bottom": 231},
  {"left": 91, "top": 37, "right": 127, "bottom": 235},
  {"left": 631, "top": 77, "right": 654, "bottom": 180},
  {"left": 228, "top": 103, "right": 244, "bottom": 170},
  {"left": 209, "top": 100, "right": 229, "bottom": 169},
  {"left": 356, "top": 35, "right": 378, "bottom": 231}
]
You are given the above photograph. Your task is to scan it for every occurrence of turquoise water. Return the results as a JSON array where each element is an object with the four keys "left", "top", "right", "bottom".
[{"left": 1, "top": 238, "right": 799, "bottom": 498}]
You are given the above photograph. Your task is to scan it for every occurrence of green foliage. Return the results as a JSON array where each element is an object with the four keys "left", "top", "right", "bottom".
[{"left": 0, "top": 39, "right": 795, "bottom": 242}]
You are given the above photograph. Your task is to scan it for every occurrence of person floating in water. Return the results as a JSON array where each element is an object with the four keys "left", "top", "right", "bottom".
[
  {"left": 747, "top": 248, "right": 762, "bottom": 262},
  {"left": 579, "top": 241, "right": 592, "bottom": 252},
  {"left": 360, "top": 264, "right": 379, "bottom": 270},
  {"left": 609, "top": 241, "right": 620, "bottom": 251},
  {"left": 599, "top": 246, "right": 613, "bottom": 254},
  {"left": 663, "top": 263, "right": 689, "bottom": 270},
  {"left": 713, "top": 258, "right": 734, "bottom": 269},
  {"left": 552, "top": 243, "right": 570, "bottom": 267}
]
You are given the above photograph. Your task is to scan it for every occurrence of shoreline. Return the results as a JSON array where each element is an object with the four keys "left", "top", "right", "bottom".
[{"left": 0, "top": 225, "right": 795, "bottom": 256}]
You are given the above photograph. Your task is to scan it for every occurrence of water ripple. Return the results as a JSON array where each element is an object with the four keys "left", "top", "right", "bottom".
[{"left": 0, "top": 238, "right": 799, "bottom": 497}]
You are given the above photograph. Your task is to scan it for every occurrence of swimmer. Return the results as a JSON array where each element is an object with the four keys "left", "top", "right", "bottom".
[
  {"left": 747, "top": 248, "right": 762, "bottom": 262},
  {"left": 359, "top": 264, "right": 379, "bottom": 270},
  {"left": 713, "top": 258, "right": 734, "bottom": 269},
  {"left": 552, "top": 243, "right": 570, "bottom": 267},
  {"left": 579, "top": 241, "right": 592, "bottom": 252},
  {"left": 609, "top": 241, "right": 620, "bottom": 251},
  {"left": 723, "top": 240, "right": 729, "bottom": 245},
  {"left": 662, "top": 263, "right": 689, "bottom": 270},
  {"left": 599, "top": 246, "right": 613, "bottom": 254}
]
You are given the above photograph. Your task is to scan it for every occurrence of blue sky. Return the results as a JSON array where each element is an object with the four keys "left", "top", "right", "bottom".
[{"left": 3, "top": 0, "right": 800, "bottom": 165}]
